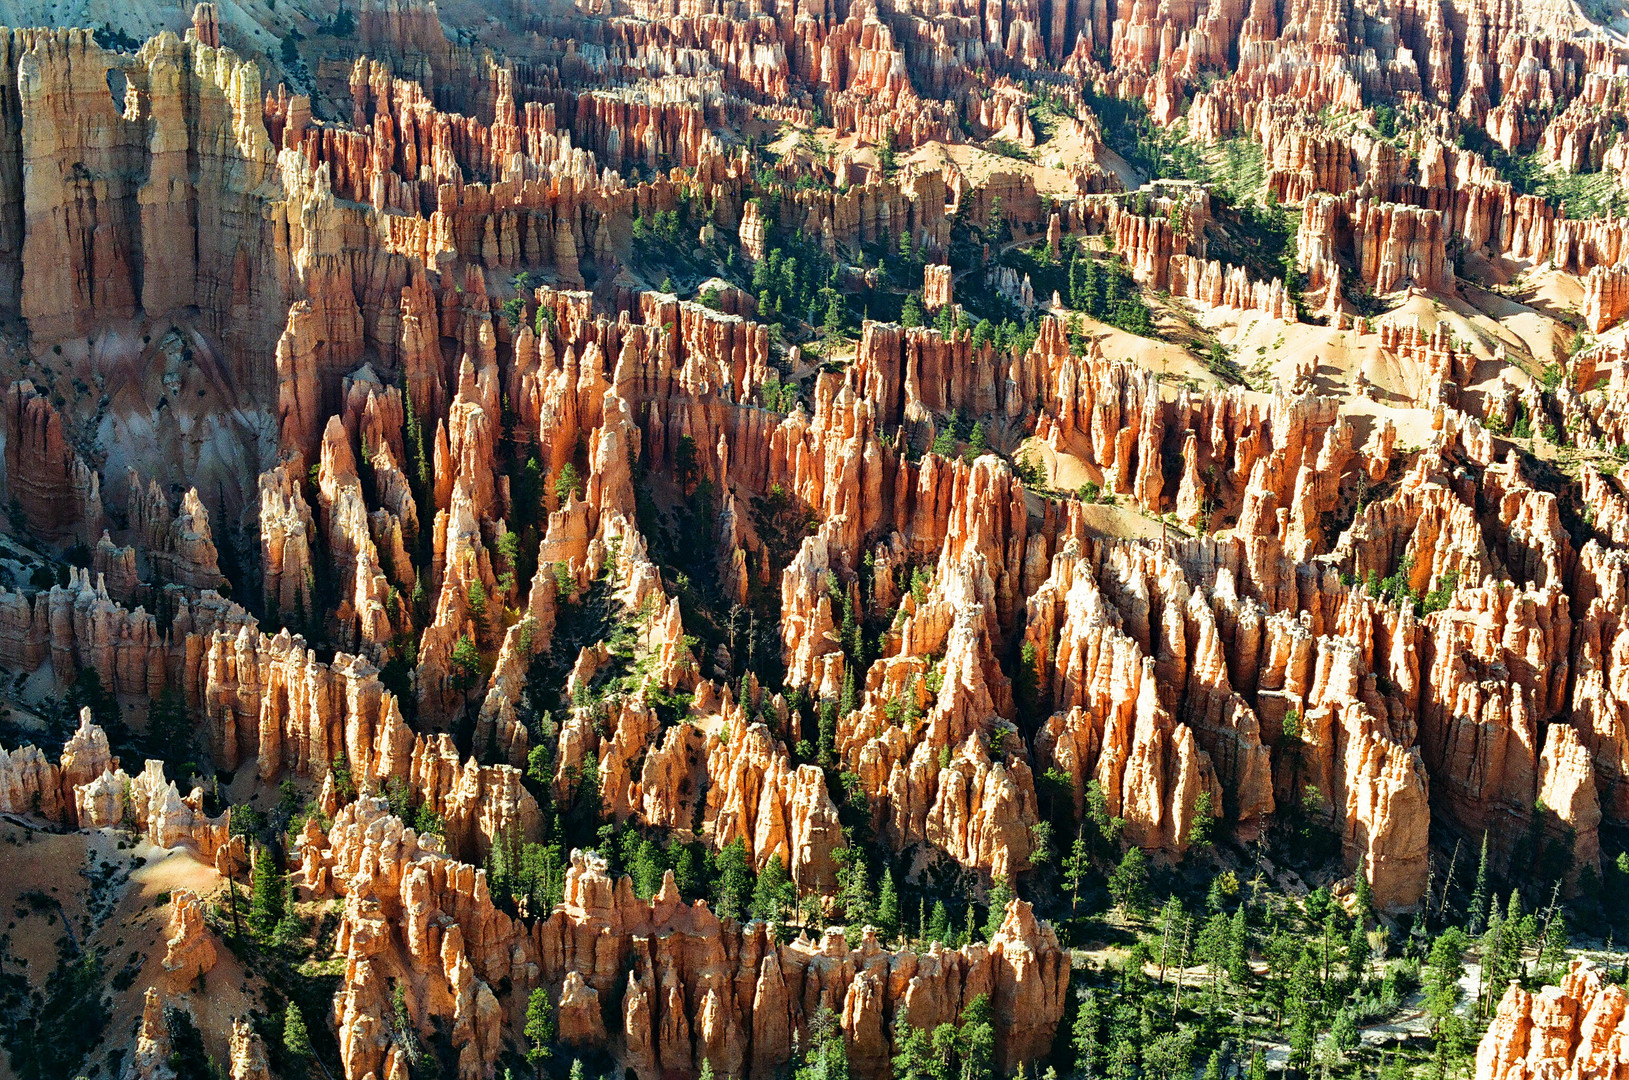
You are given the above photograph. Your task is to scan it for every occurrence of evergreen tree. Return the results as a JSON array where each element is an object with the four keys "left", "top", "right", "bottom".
[
  {"left": 823, "top": 291, "right": 846, "bottom": 342},
  {"left": 1062, "top": 832, "right": 1090, "bottom": 910},
  {"left": 524, "top": 987, "right": 555, "bottom": 1070},
  {"left": 927, "top": 900, "right": 951, "bottom": 944},
  {"left": 818, "top": 700, "right": 838, "bottom": 768},
  {"left": 1143, "top": 1031, "right": 1193, "bottom": 1080},
  {"left": 1015, "top": 642, "right": 1042, "bottom": 726},
  {"left": 1107, "top": 1038, "right": 1138, "bottom": 1080},
  {"left": 968, "top": 421, "right": 988, "bottom": 458},
  {"left": 145, "top": 687, "right": 193, "bottom": 772},
  {"left": 1072, "top": 987, "right": 1102, "bottom": 1078},
  {"left": 249, "top": 846, "right": 283, "bottom": 937},
  {"left": 959, "top": 994, "right": 997, "bottom": 1080},
  {"left": 1354, "top": 856, "right": 1375, "bottom": 920},
  {"left": 630, "top": 837, "right": 665, "bottom": 899},
  {"left": 1158, "top": 896, "right": 1185, "bottom": 980},
  {"left": 901, "top": 294, "right": 924, "bottom": 328},
  {"left": 752, "top": 853, "right": 795, "bottom": 924},
  {"left": 1228, "top": 903, "right": 1251, "bottom": 985},
  {"left": 1468, "top": 831, "right": 1491, "bottom": 935},
  {"left": 984, "top": 878, "right": 1014, "bottom": 941},
  {"left": 405, "top": 399, "right": 429, "bottom": 490},
  {"left": 554, "top": 462, "right": 581, "bottom": 505},
  {"left": 877, "top": 868, "right": 901, "bottom": 942},
  {"left": 450, "top": 633, "right": 483, "bottom": 694},
  {"left": 1080, "top": 255, "right": 1101, "bottom": 315},
  {"left": 1425, "top": 928, "right": 1468, "bottom": 1031},
  {"left": 715, "top": 838, "right": 755, "bottom": 920},
  {"left": 283, "top": 1002, "right": 312, "bottom": 1080},
  {"left": 797, "top": 1007, "right": 850, "bottom": 1080},
  {"left": 1540, "top": 910, "right": 1569, "bottom": 982},
  {"left": 1348, "top": 922, "right": 1371, "bottom": 985},
  {"left": 673, "top": 842, "right": 706, "bottom": 901},
  {"left": 841, "top": 855, "right": 872, "bottom": 927},
  {"left": 1109, "top": 846, "right": 1152, "bottom": 915},
  {"left": 892, "top": 1015, "right": 934, "bottom": 1080}
]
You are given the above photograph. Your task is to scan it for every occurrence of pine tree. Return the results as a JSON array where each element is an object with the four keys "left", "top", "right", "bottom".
[
  {"left": 1080, "top": 255, "right": 1102, "bottom": 315},
  {"left": 1228, "top": 903, "right": 1250, "bottom": 985},
  {"left": 1063, "top": 832, "right": 1090, "bottom": 910},
  {"left": 984, "top": 878, "right": 1014, "bottom": 941},
  {"left": 283, "top": 1002, "right": 312, "bottom": 1080},
  {"left": 960, "top": 994, "right": 997, "bottom": 1080},
  {"left": 1348, "top": 922, "right": 1370, "bottom": 985},
  {"left": 1354, "top": 855, "right": 1375, "bottom": 920},
  {"left": 1072, "top": 987, "right": 1102, "bottom": 1078},
  {"left": 968, "top": 421, "right": 988, "bottom": 458},
  {"left": 817, "top": 700, "right": 838, "bottom": 768},
  {"left": 1425, "top": 928, "right": 1468, "bottom": 1031},
  {"left": 1468, "top": 831, "right": 1491, "bottom": 935},
  {"left": 842, "top": 855, "right": 872, "bottom": 927},
  {"left": 1480, "top": 902, "right": 1508, "bottom": 1015},
  {"left": 901, "top": 294, "right": 924, "bottom": 328},
  {"left": 405, "top": 399, "right": 429, "bottom": 490},
  {"left": 752, "top": 853, "right": 795, "bottom": 924},
  {"left": 524, "top": 987, "right": 555, "bottom": 1069},
  {"left": 715, "top": 839, "right": 755, "bottom": 920},
  {"left": 554, "top": 462, "right": 581, "bottom": 505},
  {"left": 1109, "top": 846, "right": 1152, "bottom": 915},
  {"left": 877, "top": 869, "right": 901, "bottom": 942},
  {"left": 1540, "top": 909, "right": 1569, "bottom": 982},
  {"left": 892, "top": 1014, "right": 934, "bottom": 1080},
  {"left": 1108, "top": 1038, "right": 1138, "bottom": 1080},
  {"left": 824, "top": 291, "right": 845, "bottom": 341},
  {"left": 927, "top": 899, "right": 951, "bottom": 944},
  {"left": 249, "top": 845, "right": 283, "bottom": 937},
  {"left": 1330, "top": 1009, "right": 1360, "bottom": 1054},
  {"left": 631, "top": 837, "right": 665, "bottom": 899},
  {"left": 1158, "top": 896, "right": 1185, "bottom": 980},
  {"left": 146, "top": 686, "right": 193, "bottom": 770},
  {"left": 450, "top": 633, "right": 482, "bottom": 694},
  {"left": 799, "top": 1007, "right": 850, "bottom": 1080}
]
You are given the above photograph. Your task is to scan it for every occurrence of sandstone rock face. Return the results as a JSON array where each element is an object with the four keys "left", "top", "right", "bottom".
[
  {"left": 0, "top": 1, "right": 1626, "bottom": 1076},
  {"left": 228, "top": 1019, "right": 272, "bottom": 1080},
  {"left": 308, "top": 798, "right": 1070, "bottom": 1080},
  {"left": 125, "top": 987, "right": 175, "bottom": 1080},
  {"left": 3, "top": 380, "right": 103, "bottom": 545},
  {"left": 162, "top": 889, "right": 218, "bottom": 987},
  {"left": 1476, "top": 959, "right": 1629, "bottom": 1080}
]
